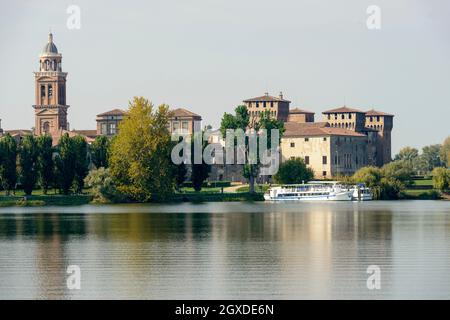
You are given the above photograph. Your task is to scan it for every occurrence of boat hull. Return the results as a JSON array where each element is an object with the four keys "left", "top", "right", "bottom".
[{"left": 264, "top": 191, "right": 352, "bottom": 201}]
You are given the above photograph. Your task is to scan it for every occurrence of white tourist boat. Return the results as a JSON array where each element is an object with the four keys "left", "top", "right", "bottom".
[
  {"left": 264, "top": 183, "right": 353, "bottom": 201},
  {"left": 350, "top": 183, "right": 373, "bottom": 201}
]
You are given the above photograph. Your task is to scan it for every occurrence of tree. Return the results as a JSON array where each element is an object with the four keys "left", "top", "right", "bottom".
[
  {"left": 220, "top": 106, "right": 284, "bottom": 193},
  {"left": 431, "top": 167, "right": 450, "bottom": 191},
  {"left": 273, "top": 157, "right": 314, "bottom": 184},
  {"left": 73, "top": 135, "right": 89, "bottom": 193},
  {"left": 109, "top": 97, "right": 175, "bottom": 201},
  {"left": 55, "top": 133, "right": 76, "bottom": 195},
  {"left": 36, "top": 135, "right": 54, "bottom": 194},
  {"left": 190, "top": 131, "right": 210, "bottom": 192},
  {"left": 18, "top": 135, "right": 38, "bottom": 195},
  {"left": 91, "top": 135, "right": 109, "bottom": 168},
  {"left": 395, "top": 147, "right": 419, "bottom": 162},
  {"left": 174, "top": 161, "right": 187, "bottom": 191},
  {"left": 84, "top": 167, "right": 123, "bottom": 203},
  {"left": 381, "top": 160, "right": 414, "bottom": 186},
  {"left": 0, "top": 134, "right": 17, "bottom": 195},
  {"left": 421, "top": 144, "right": 443, "bottom": 173},
  {"left": 440, "top": 136, "right": 450, "bottom": 168}
]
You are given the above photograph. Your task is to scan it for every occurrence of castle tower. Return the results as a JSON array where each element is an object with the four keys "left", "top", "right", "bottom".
[
  {"left": 365, "top": 110, "right": 394, "bottom": 166},
  {"left": 322, "top": 106, "right": 366, "bottom": 131},
  {"left": 33, "top": 33, "right": 69, "bottom": 135}
]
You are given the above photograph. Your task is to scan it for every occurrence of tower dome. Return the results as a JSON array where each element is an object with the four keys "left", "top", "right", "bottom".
[{"left": 42, "top": 33, "right": 58, "bottom": 54}]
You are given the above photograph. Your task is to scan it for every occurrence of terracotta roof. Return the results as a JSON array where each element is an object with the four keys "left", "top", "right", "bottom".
[
  {"left": 243, "top": 94, "right": 291, "bottom": 103},
  {"left": 171, "top": 108, "right": 201, "bottom": 118},
  {"left": 97, "top": 109, "right": 126, "bottom": 117},
  {"left": 365, "top": 109, "right": 394, "bottom": 117},
  {"left": 5, "top": 129, "right": 33, "bottom": 136},
  {"left": 284, "top": 121, "right": 366, "bottom": 138},
  {"left": 362, "top": 127, "right": 379, "bottom": 132},
  {"left": 289, "top": 108, "right": 315, "bottom": 114},
  {"left": 50, "top": 129, "right": 96, "bottom": 146},
  {"left": 322, "top": 106, "right": 365, "bottom": 114},
  {"left": 72, "top": 129, "right": 98, "bottom": 137}
]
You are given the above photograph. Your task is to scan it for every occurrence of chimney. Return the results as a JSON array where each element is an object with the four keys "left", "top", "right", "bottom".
[{"left": 279, "top": 91, "right": 283, "bottom": 99}]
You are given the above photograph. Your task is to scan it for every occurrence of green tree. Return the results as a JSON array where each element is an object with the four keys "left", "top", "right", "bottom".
[
  {"left": 190, "top": 131, "right": 210, "bottom": 192},
  {"left": 36, "top": 135, "right": 54, "bottom": 194},
  {"left": 421, "top": 144, "right": 443, "bottom": 172},
  {"left": 220, "top": 107, "right": 284, "bottom": 193},
  {"left": 0, "top": 134, "right": 17, "bottom": 195},
  {"left": 109, "top": 97, "right": 175, "bottom": 201},
  {"left": 73, "top": 135, "right": 89, "bottom": 193},
  {"left": 440, "top": 136, "right": 450, "bottom": 168},
  {"left": 431, "top": 167, "right": 450, "bottom": 191},
  {"left": 381, "top": 160, "right": 414, "bottom": 186},
  {"left": 84, "top": 167, "right": 123, "bottom": 203},
  {"left": 273, "top": 157, "right": 314, "bottom": 184},
  {"left": 352, "top": 166, "right": 383, "bottom": 199},
  {"left": 55, "top": 133, "right": 76, "bottom": 195},
  {"left": 91, "top": 135, "right": 110, "bottom": 168},
  {"left": 18, "top": 135, "right": 38, "bottom": 195},
  {"left": 395, "top": 147, "right": 419, "bottom": 162},
  {"left": 174, "top": 161, "right": 187, "bottom": 191}
]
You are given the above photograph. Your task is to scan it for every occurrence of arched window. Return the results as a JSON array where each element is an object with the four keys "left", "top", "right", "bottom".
[
  {"left": 42, "top": 122, "right": 50, "bottom": 134},
  {"left": 45, "top": 60, "right": 50, "bottom": 71}
]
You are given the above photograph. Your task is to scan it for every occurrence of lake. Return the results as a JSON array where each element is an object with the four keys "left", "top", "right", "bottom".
[{"left": 0, "top": 201, "right": 449, "bottom": 299}]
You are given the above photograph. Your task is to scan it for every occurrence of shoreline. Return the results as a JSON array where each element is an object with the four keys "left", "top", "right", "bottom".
[{"left": 0, "top": 192, "right": 447, "bottom": 208}]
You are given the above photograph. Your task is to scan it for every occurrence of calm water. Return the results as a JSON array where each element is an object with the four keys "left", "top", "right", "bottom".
[{"left": 0, "top": 201, "right": 449, "bottom": 299}]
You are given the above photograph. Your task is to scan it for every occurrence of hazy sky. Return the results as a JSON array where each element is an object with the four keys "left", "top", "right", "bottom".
[{"left": 0, "top": 0, "right": 449, "bottom": 154}]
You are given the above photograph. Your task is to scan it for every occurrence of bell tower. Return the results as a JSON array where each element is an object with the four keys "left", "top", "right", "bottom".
[{"left": 33, "top": 33, "right": 69, "bottom": 135}]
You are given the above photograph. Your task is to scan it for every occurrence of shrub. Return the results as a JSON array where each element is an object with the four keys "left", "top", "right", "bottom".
[
  {"left": 84, "top": 168, "right": 124, "bottom": 203},
  {"left": 431, "top": 167, "right": 450, "bottom": 191}
]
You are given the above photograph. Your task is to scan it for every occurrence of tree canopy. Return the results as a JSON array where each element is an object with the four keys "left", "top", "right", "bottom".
[
  {"left": 109, "top": 97, "right": 175, "bottom": 201},
  {"left": 273, "top": 157, "right": 314, "bottom": 184}
]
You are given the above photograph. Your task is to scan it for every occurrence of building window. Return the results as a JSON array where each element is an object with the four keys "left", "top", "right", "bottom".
[
  {"left": 327, "top": 114, "right": 330, "bottom": 120},
  {"left": 182, "top": 121, "right": 189, "bottom": 133},
  {"left": 305, "top": 137, "right": 309, "bottom": 142},
  {"left": 305, "top": 156, "right": 310, "bottom": 165},
  {"left": 322, "top": 156, "right": 327, "bottom": 165},
  {"left": 41, "top": 85, "right": 46, "bottom": 98},
  {"left": 377, "top": 116, "right": 380, "bottom": 121},
  {"left": 323, "top": 137, "right": 327, "bottom": 141},
  {"left": 109, "top": 123, "right": 116, "bottom": 135},
  {"left": 290, "top": 142, "right": 295, "bottom": 148},
  {"left": 341, "top": 114, "right": 345, "bottom": 119},
  {"left": 173, "top": 121, "right": 179, "bottom": 132},
  {"left": 322, "top": 171, "right": 327, "bottom": 176},
  {"left": 48, "top": 85, "right": 53, "bottom": 99},
  {"left": 349, "top": 113, "right": 352, "bottom": 119},
  {"left": 42, "top": 122, "right": 50, "bottom": 134},
  {"left": 101, "top": 123, "right": 107, "bottom": 135}
]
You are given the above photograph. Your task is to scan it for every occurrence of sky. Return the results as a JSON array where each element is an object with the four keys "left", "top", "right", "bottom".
[{"left": 0, "top": 0, "right": 449, "bottom": 154}]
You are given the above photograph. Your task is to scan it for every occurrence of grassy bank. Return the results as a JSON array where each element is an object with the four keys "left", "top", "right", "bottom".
[
  {"left": 401, "top": 178, "right": 443, "bottom": 200},
  {"left": 0, "top": 194, "right": 93, "bottom": 207}
]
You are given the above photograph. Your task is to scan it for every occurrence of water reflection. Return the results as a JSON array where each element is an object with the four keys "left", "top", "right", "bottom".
[{"left": 0, "top": 201, "right": 449, "bottom": 299}]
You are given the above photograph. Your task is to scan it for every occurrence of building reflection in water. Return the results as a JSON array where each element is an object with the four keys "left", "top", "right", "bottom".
[{"left": 1, "top": 201, "right": 449, "bottom": 299}]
